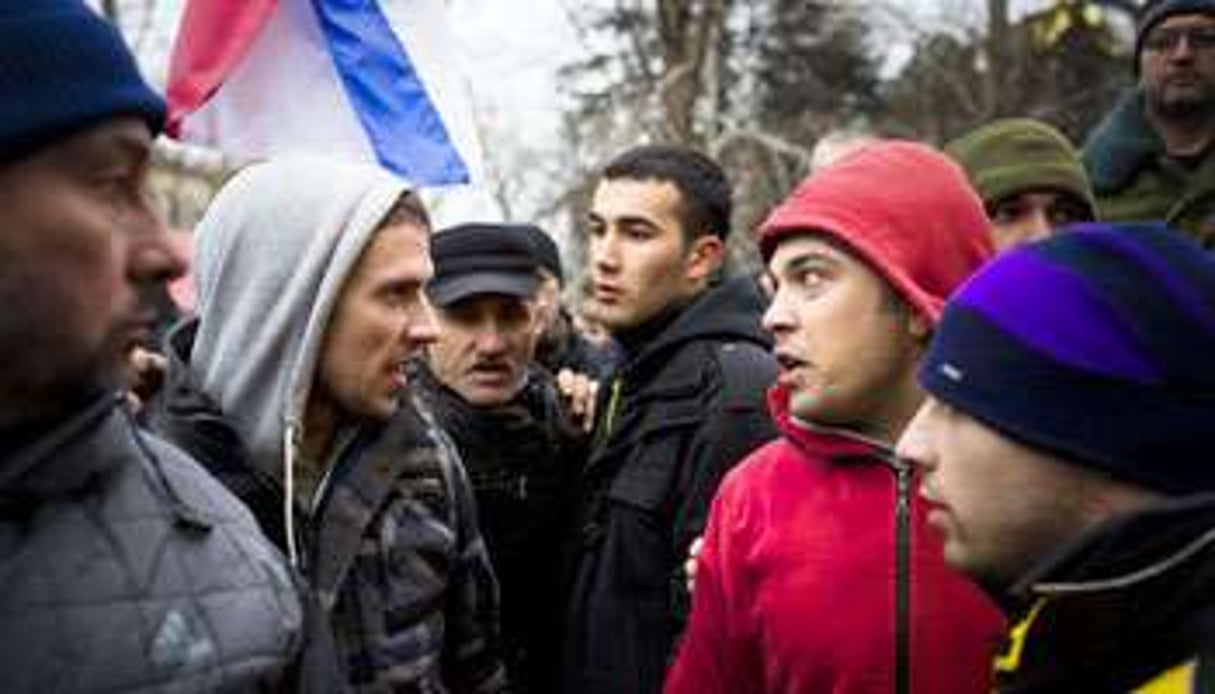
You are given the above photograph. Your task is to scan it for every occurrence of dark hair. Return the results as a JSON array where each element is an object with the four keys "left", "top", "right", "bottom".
[
  {"left": 602, "top": 144, "right": 732, "bottom": 242},
  {"left": 381, "top": 190, "right": 431, "bottom": 230}
]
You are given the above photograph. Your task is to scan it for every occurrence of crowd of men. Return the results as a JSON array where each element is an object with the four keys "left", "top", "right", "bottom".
[{"left": 2, "top": 0, "right": 1214, "bottom": 693}]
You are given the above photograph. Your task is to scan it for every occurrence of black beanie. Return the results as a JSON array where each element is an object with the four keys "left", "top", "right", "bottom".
[
  {"left": 0, "top": 0, "right": 165, "bottom": 163},
  {"left": 1135, "top": 0, "right": 1215, "bottom": 70},
  {"left": 510, "top": 223, "right": 564, "bottom": 286},
  {"left": 921, "top": 223, "right": 1215, "bottom": 495}
]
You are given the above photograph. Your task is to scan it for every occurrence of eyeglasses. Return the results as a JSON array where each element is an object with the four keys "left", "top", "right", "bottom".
[{"left": 1142, "top": 26, "right": 1215, "bottom": 54}]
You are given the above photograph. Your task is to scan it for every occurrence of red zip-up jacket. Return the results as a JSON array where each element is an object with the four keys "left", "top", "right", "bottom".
[{"left": 666, "top": 386, "right": 1004, "bottom": 694}]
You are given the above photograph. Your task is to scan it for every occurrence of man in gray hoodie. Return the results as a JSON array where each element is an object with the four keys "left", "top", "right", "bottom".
[
  {"left": 151, "top": 157, "right": 505, "bottom": 692},
  {"left": 0, "top": 2, "right": 317, "bottom": 691}
]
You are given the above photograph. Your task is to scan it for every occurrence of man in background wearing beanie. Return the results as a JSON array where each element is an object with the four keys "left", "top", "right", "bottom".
[
  {"left": 667, "top": 142, "right": 1003, "bottom": 694},
  {"left": 948, "top": 118, "right": 1096, "bottom": 250},
  {"left": 563, "top": 144, "right": 778, "bottom": 694},
  {"left": 409, "top": 223, "right": 586, "bottom": 694},
  {"left": 0, "top": 2, "right": 319, "bottom": 690},
  {"left": 897, "top": 223, "right": 1215, "bottom": 691},
  {"left": 1084, "top": 0, "right": 1215, "bottom": 246}
]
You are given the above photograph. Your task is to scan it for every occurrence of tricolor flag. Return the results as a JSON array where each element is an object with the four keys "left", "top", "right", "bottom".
[{"left": 166, "top": 0, "right": 482, "bottom": 185}]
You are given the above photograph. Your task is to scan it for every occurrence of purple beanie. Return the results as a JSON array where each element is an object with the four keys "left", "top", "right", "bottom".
[{"left": 921, "top": 223, "right": 1215, "bottom": 494}]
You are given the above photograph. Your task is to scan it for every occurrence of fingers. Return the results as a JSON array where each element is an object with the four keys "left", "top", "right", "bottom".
[
  {"left": 558, "top": 368, "right": 600, "bottom": 433},
  {"left": 126, "top": 346, "right": 168, "bottom": 406},
  {"left": 684, "top": 536, "right": 704, "bottom": 594}
]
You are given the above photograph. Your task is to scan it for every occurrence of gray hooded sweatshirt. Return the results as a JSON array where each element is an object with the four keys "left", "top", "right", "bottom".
[{"left": 191, "top": 156, "right": 404, "bottom": 513}]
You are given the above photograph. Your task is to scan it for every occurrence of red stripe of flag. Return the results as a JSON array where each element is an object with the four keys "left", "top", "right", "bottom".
[{"left": 166, "top": 0, "right": 279, "bottom": 136}]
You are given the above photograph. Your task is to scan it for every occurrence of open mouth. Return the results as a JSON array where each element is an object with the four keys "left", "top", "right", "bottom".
[{"left": 774, "top": 352, "right": 807, "bottom": 371}]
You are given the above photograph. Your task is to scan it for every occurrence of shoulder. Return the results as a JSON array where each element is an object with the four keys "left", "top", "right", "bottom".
[
  {"left": 133, "top": 428, "right": 299, "bottom": 581},
  {"left": 714, "top": 439, "right": 797, "bottom": 506},
  {"left": 711, "top": 340, "right": 778, "bottom": 405}
]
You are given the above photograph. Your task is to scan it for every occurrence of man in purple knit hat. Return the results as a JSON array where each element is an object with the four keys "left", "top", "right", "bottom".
[{"left": 898, "top": 222, "right": 1215, "bottom": 691}]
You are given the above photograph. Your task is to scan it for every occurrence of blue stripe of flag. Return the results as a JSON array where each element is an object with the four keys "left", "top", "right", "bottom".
[{"left": 313, "top": 0, "right": 470, "bottom": 185}]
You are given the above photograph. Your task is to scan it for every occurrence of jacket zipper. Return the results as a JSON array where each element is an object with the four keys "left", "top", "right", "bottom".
[
  {"left": 598, "top": 377, "right": 624, "bottom": 441},
  {"left": 893, "top": 457, "right": 912, "bottom": 694}
]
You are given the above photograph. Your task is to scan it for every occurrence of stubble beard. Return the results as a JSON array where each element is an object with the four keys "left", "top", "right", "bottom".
[{"left": 1147, "top": 76, "right": 1215, "bottom": 123}]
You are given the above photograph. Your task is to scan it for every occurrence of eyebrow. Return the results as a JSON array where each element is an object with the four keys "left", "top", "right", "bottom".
[
  {"left": 614, "top": 214, "right": 660, "bottom": 229},
  {"left": 780, "top": 250, "right": 840, "bottom": 274}
]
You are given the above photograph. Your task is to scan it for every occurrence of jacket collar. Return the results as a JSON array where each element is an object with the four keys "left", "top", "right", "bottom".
[
  {"left": 767, "top": 384, "right": 893, "bottom": 464},
  {"left": 1012, "top": 493, "right": 1215, "bottom": 601},
  {"left": 1083, "top": 89, "right": 1167, "bottom": 193},
  {"left": 621, "top": 275, "right": 772, "bottom": 379},
  {"left": 0, "top": 392, "right": 128, "bottom": 508}
]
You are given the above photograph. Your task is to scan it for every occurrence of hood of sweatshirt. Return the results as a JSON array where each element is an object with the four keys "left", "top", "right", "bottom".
[
  {"left": 187, "top": 156, "right": 410, "bottom": 483},
  {"left": 757, "top": 140, "right": 995, "bottom": 324}
]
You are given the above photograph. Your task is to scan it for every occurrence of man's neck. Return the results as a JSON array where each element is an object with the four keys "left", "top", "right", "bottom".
[
  {"left": 300, "top": 397, "right": 339, "bottom": 465},
  {"left": 612, "top": 295, "right": 695, "bottom": 357},
  {"left": 868, "top": 380, "right": 925, "bottom": 449},
  {"left": 1148, "top": 107, "right": 1215, "bottom": 158}
]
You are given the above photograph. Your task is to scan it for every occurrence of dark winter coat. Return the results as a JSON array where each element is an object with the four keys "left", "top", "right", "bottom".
[
  {"left": 561, "top": 275, "right": 780, "bottom": 694},
  {"left": 995, "top": 494, "right": 1215, "bottom": 693},
  {"left": 412, "top": 361, "right": 585, "bottom": 693},
  {"left": 1084, "top": 89, "right": 1215, "bottom": 248},
  {"left": 0, "top": 393, "right": 310, "bottom": 692},
  {"left": 151, "top": 322, "right": 505, "bottom": 693}
]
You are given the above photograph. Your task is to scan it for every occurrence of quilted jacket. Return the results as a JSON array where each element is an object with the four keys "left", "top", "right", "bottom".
[{"left": 0, "top": 393, "right": 309, "bottom": 692}]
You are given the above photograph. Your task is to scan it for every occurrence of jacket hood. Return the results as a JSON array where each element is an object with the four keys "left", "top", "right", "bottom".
[
  {"left": 627, "top": 274, "right": 771, "bottom": 372},
  {"left": 757, "top": 140, "right": 994, "bottom": 324},
  {"left": 188, "top": 156, "right": 410, "bottom": 482},
  {"left": 1082, "top": 89, "right": 1163, "bottom": 194}
]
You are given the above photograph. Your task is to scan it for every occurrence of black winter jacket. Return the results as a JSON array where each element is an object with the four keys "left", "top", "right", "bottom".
[
  {"left": 562, "top": 276, "right": 779, "bottom": 694},
  {"left": 412, "top": 361, "right": 586, "bottom": 693},
  {"left": 996, "top": 494, "right": 1215, "bottom": 692}
]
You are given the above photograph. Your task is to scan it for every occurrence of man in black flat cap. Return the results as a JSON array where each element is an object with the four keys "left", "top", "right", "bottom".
[{"left": 409, "top": 223, "right": 588, "bottom": 694}]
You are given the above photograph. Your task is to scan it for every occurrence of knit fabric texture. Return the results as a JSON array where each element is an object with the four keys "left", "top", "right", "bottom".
[
  {"left": 1135, "top": 0, "right": 1215, "bottom": 70},
  {"left": 921, "top": 222, "right": 1215, "bottom": 494},
  {"left": 757, "top": 140, "right": 994, "bottom": 324},
  {"left": 946, "top": 118, "right": 1096, "bottom": 217},
  {"left": 0, "top": 0, "right": 164, "bottom": 162}
]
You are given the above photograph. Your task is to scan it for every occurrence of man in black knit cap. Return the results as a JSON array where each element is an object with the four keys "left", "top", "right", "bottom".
[{"left": 0, "top": 2, "right": 322, "bottom": 690}]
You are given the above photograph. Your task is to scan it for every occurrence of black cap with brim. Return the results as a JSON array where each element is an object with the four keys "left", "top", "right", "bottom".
[
  {"left": 429, "top": 222, "right": 542, "bottom": 307},
  {"left": 427, "top": 271, "right": 540, "bottom": 307}
]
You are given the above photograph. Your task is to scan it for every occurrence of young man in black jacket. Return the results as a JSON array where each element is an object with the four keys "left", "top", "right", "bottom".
[{"left": 562, "top": 144, "right": 778, "bottom": 694}]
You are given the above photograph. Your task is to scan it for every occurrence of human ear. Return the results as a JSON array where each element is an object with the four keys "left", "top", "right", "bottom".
[{"left": 685, "top": 234, "right": 724, "bottom": 283}]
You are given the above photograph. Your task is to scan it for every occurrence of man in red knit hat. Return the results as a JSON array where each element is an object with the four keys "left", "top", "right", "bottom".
[{"left": 667, "top": 141, "right": 1005, "bottom": 694}]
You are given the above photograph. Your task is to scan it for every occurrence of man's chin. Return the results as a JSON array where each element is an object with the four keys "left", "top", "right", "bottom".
[{"left": 1153, "top": 88, "right": 1215, "bottom": 120}]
